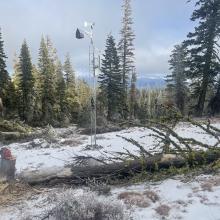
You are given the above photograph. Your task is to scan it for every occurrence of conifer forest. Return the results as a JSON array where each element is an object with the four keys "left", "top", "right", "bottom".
[{"left": 0, "top": 0, "right": 220, "bottom": 220}]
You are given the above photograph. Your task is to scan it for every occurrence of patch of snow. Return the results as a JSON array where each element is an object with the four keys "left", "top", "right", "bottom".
[
  {"left": 1, "top": 122, "right": 220, "bottom": 177},
  {"left": 1, "top": 174, "right": 220, "bottom": 220}
]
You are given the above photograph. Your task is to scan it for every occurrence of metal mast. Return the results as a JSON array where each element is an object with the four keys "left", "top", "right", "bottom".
[
  {"left": 76, "top": 22, "right": 98, "bottom": 147},
  {"left": 90, "top": 28, "right": 97, "bottom": 147}
]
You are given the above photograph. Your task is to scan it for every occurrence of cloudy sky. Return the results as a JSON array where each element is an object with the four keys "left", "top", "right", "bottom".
[{"left": 0, "top": 0, "right": 195, "bottom": 77}]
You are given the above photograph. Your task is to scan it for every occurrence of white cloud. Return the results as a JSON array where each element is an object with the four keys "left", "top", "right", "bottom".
[
  {"left": 0, "top": 0, "right": 194, "bottom": 77},
  {"left": 135, "top": 46, "right": 172, "bottom": 76}
]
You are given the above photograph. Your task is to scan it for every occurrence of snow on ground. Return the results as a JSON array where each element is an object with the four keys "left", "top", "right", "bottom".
[
  {"left": 5, "top": 126, "right": 160, "bottom": 175},
  {"left": 112, "top": 174, "right": 220, "bottom": 220},
  {"left": 1, "top": 173, "right": 220, "bottom": 220},
  {"left": 1, "top": 121, "right": 220, "bottom": 219},
  {"left": 3, "top": 121, "right": 220, "bottom": 176}
]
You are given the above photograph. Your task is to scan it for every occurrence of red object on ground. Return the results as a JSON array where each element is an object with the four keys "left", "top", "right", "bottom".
[{"left": 0, "top": 147, "right": 13, "bottom": 160}]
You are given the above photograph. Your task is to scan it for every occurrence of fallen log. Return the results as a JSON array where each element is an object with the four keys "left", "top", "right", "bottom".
[
  {"left": 0, "top": 129, "right": 46, "bottom": 143},
  {"left": 0, "top": 131, "right": 22, "bottom": 141},
  {"left": 20, "top": 149, "right": 220, "bottom": 186}
]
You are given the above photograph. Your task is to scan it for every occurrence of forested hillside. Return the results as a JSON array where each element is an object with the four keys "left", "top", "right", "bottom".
[
  {"left": 0, "top": 0, "right": 220, "bottom": 128},
  {"left": 1, "top": 1, "right": 220, "bottom": 220}
]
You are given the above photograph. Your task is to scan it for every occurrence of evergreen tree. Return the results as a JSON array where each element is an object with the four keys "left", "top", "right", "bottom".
[
  {"left": 208, "top": 83, "right": 220, "bottom": 116},
  {"left": 46, "top": 36, "right": 58, "bottom": 85},
  {"left": 129, "top": 67, "right": 137, "bottom": 119},
  {"left": 55, "top": 60, "right": 66, "bottom": 121},
  {"left": 63, "top": 53, "right": 79, "bottom": 121},
  {"left": 118, "top": 0, "right": 135, "bottom": 118},
  {"left": 99, "top": 34, "right": 123, "bottom": 120},
  {"left": 136, "top": 89, "right": 166, "bottom": 122},
  {"left": 11, "top": 53, "right": 21, "bottom": 115},
  {"left": 38, "top": 36, "right": 56, "bottom": 124},
  {"left": 0, "top": 28, "right": 12, "bottom": 115},
  {"left": 184, "top": 0, "right": 220, "bottom": 116},
  {"left": 17, "top": 40, "right": 34, "bottom": 123},
  {"left": 166, "top": 44, "right": 188, "bottom": 115},
  {"left": 77, "top": 79, "right": 91, "bottom": 109},
  {"left": 0, "top": 28, "right": 8, "bottom": 99},
  {"left": 12, "top": 53, "right": 21, "bottom": 91},
  {"left": 64, "top": 53, "right": 75, "bottom": 87},
  {"left": 32, "top": 64, "right": 43, "bottom": 124},
  {"left": 136, "top": 89, "right": 148, "bottom": 123},
  {"left": 77, "top": 79, "right": 91, "bottom": 126}
]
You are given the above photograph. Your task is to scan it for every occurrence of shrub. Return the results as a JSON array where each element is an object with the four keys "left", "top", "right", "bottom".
[
  {"left": 200, "top": 182, "right": 213, "bottom": 192},
  {"left": 88, "top": 180, "right": 111, "bottom": 195},
  {"left": 118, "top": 191, "right": 150, "bottom": 208},
  {"left": 143, "top": 190, "right": 160, "bottom": 203},
  {"left": 50, "top": 191, "right": 128, "bottom": 220},
  {"left": 155, "top": 204, "right": 171, "bottom": 217}
]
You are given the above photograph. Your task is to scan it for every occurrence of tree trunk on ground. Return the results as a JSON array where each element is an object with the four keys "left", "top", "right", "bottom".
[{"left": 20, "top": 150, "right": 220, "bottom": 186}]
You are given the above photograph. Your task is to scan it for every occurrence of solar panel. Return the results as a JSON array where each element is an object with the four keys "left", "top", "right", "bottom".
[{"left": 76, "top": 28, "right": 84, "bottom": 39}]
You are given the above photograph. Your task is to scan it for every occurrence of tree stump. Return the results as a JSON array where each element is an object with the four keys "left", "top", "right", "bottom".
[{"left": 0, "top": 158, "right": 16, "bottom": 182}]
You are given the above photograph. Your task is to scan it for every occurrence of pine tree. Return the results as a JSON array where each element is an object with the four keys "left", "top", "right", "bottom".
[
  {"left": 99, "top": 34, "right": 123, "bottom": 120},
  {"left": 77, "top": 79, "right": 91, "bottom": 126},
  {"left": 55, "top": 60, "right": 66, "bottom": 121},
  {"left": 17, "top": 40, "right": 34, "bottom": 123},
  {"left": 184, "top": 0, "right": 220, "bottom": 116},
  {"left": 136, "top": 89, "right": 148, "bottom": 123},
  {"left": 12, "top": 53, "right": 21, "bottom": 91},
  {"left": 0, "top": 28, "right": 11, "bottom": 115},
  {"left": 166, "top": 44, "right": 188, "bottom": 115},
  {"left": 118, "top": 0, "right": 135, "bottom": 118},
  {"left": 64, "top": 53, "right": 76, "bottom": 88},
  {"left": 46, "top": 36, "right": 58, "bottom": 85},
  {"left": 77, "top": 79, "right": 91, "bottom": 109},
  {"left": 0, "top": 28, "right": 8, "bottom": 98},
  {"left": 208, "top": 79, "right": 220, "bottom": 116},
  {"left": 38, "top": 36, "right": 56, "bottom": 124},
  {"left": 32, "top": 64, "right": 43, "bottom": 124},
  {"left": 129, "top": 67, "right": 137, "bottom": 119},
  {"left": 63, "top": 53, "right": 79, "bottom": 121},
  {"left": 10, "top": 54, "right": 21, "bottom": 115}
]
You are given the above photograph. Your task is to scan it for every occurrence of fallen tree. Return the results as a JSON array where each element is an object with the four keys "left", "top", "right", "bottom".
[
  {"left": 21, "top": 148, "right": 220, "bottom": 186},
  {"left": 19, "top": 118, "right": 220, "bottom": 186}
]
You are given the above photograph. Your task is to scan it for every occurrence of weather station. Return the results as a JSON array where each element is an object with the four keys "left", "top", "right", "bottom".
[{"left": 76, "top": 22, "right": 101, "bottom": 149}]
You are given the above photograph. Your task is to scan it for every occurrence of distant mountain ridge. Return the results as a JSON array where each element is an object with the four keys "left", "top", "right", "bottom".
[
  {"left": 81, "top": 75, "right": 166, "bottom": 89},
  {"left": 136, "top": 77, "right": 166, "bottom": 89}
]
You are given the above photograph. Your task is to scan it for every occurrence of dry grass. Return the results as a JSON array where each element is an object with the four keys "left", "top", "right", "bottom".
[
  {"left": 118, "top": 190, "right": 160, "bottom": 208},
  {"left": 118, "top": 191, "right": 150, "bottom": 208},
  {"left": 200, "top": 182, "right": 213, "bottom": 192},
  {"left": 143, "top": 190, "right": 160, "bottom": 203},
  {"left": 50, "top": 191, "right": 128, "bottom": 220},
  {"left": 88, "top": 180, "right": 111, "bottom": 195},
  {"left": 213, "top": 177, "right": 220, "bottom": 187},
  {"left": 192, "top": 186, "right": 200, "bottom": 193},
  {"left": 118, "top": 192, "right": 141, "bottom": 200},
  {"left": 155, "top": 204, "right": 171, "bottom": 217},
  {"left": 0, "top": 181, "right": 36, "bottom": 207}
]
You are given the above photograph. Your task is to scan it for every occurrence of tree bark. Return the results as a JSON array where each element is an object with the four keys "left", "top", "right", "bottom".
[
  {"left": 21, "top": 150, "right": 220, "bottom": 186},
  {"left": 196, "top": 76, "right": 209, "bottom": 116}
]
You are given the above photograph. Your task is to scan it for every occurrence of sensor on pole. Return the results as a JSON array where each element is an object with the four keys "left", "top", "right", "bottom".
[{"left": 75, "top": 22, "right": 99, "bottom": 148}]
